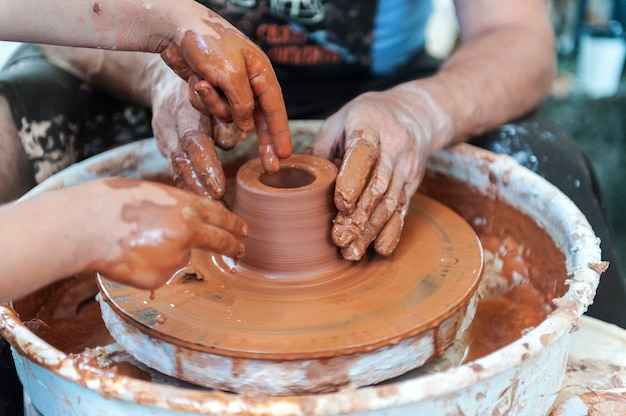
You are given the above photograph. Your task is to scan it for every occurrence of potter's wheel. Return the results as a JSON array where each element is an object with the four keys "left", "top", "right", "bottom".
[{"left": 97, "top": 155, "right": 483, "bottom": 394}]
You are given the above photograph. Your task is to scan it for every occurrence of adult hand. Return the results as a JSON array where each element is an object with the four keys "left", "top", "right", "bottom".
[
  {"left": 307, "top": 85, "right": 450, "bottom": 261},
  {"left": 151, "top": 70, "right": 243, "bottom": 199},
  {"left": 86, "top": 178, "right": 247, "bottom": 289},
  {"left": 159, "top": 7, "right": 292, "bottom": 174}
]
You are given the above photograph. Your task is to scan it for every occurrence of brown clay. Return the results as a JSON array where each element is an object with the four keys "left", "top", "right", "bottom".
[
  {"left": 464, "top": 280, "right": 548, "bottom": 362},
  {"left": 21, "top": 273, "right": 115, "bottom": 354},
  {"left": 419, "top": 170, "right": 567, "bottom": 305},
  {"left": 225, "top": 154, "right": 345, "bottom": 278},
  {"left": 98, "top": 154, "right": 483, "bottom": 362},
  {"left": 333, "top": 136, "right": 378, "bottom": 213}
]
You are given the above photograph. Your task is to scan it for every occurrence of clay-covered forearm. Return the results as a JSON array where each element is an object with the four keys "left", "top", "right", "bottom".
[
  {"left": 0, "top": 0, "right": 202, "bottom": 53},
  {"left": 0, "top": 186, "right": 98, "bottom": 302},
  {"left": 404, "top": 0, "right": 556, "bottom": 151}
]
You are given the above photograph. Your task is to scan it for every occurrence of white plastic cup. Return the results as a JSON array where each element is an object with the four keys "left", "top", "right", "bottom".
[{"left": 577, "top": 21, "right": 626, "bottom": 97}]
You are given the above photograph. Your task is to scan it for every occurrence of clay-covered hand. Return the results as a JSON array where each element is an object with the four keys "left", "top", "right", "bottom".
[
  {"left": 307, "top": 85, "right": 450, "bottom": 261},
  {"left": 151, "top": 69, "right": 243, "bottom": 199},
  {"left": 86, "top": 178, "right": 247, "bottom": 289},
  {"left": 159, "top": 6, "right": 292, "bottom": 173}
]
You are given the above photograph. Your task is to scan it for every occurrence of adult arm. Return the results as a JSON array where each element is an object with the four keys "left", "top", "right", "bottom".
[
  {"left": 0, "top": 178, "right": 247, "bottom": 303},
  {"left": 0, "top": 0, "right": 291, "bottom": 173},
  {"left": 309, "top": 0, "right": 556, "bottom": 260}
]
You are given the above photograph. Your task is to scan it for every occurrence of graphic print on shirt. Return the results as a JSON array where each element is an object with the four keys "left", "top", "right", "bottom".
[{"left": 202, "top": 0, "right": 377, "bottom": 75}]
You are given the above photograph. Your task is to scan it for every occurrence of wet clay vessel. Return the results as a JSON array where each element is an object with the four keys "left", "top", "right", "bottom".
[{"left": 97, "top": 153, "right": 483, "bottom": 394}]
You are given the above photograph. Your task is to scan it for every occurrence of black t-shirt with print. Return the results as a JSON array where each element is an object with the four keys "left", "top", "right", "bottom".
[{"left": 201, "top": 0, "right": 377, "bottom": 78}]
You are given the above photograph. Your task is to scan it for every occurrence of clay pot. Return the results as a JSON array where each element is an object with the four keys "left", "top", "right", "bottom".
[{"left": 229, "top": 153, "right": 345, "bottom": 278}]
